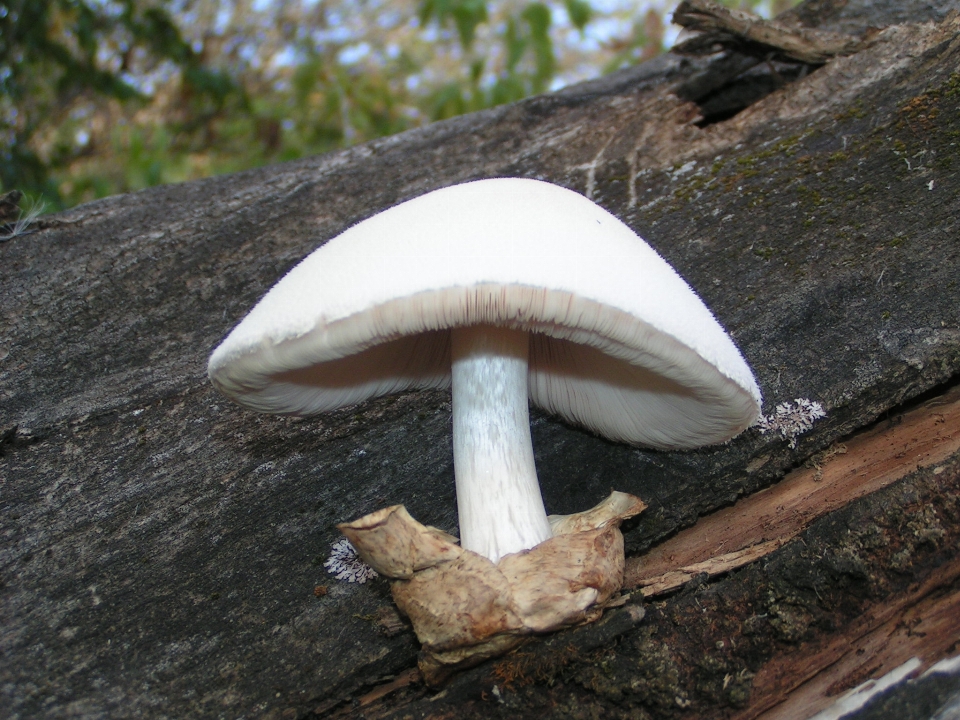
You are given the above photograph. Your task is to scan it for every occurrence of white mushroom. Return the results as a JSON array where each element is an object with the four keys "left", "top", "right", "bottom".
[{"left": 208, "top": 178, "right": 761, "bottom": 563}]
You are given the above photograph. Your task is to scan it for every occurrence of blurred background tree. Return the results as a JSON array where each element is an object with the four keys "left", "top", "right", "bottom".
[{"left": 0, "top": 0, "right": 798, "bottom": 211}]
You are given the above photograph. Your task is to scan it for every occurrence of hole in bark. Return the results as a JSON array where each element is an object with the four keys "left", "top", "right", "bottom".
[{"left": 676, "top": 54, "right": 820, "bottom": 127}]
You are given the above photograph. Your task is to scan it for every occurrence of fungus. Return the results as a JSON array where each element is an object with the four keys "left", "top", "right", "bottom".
[
  {"left": 208, "top": 178, "right": 761, "bottom": 679},
  {"left": 209, "top": 178, "right": 760, "bottom": 556}
]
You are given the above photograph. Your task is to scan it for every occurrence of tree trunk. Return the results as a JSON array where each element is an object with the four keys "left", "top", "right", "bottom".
[{"left": 2, "top": 1, "right": 959, "bottom": 718}]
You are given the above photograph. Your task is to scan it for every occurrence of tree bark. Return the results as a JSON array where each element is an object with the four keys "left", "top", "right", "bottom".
[{"left": 2, "top": 1, "right": 959, "bottom": 718}]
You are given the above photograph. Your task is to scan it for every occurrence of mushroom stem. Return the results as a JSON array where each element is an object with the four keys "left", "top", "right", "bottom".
[{"left": 451, "top": 325, "right": 553, "bottom": 563}]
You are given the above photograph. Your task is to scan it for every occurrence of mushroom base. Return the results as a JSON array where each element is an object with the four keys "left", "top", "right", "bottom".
[{"left": 337, "top": 491, "right": 647, "bottom": 686}]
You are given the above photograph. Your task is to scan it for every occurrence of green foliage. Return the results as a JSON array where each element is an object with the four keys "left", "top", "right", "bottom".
[
  {"left": 419, "top": 0, "right": 489, "bottom": 47},
  {"left": 428, "top": 0, "right": 559, "bottom": 119},
  {"left": 1, "top": 0, "right": 801, "bottom": 211},
  {"left": 0, "top": 0, "right": 239, "bottom": 207},
  {"left": 565, "top": 0, "right": 591, "bottom": 31}
]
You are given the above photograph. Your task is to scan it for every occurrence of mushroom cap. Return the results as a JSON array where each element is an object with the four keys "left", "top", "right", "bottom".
[{"left": 208, "top": 178, "right": 761, "bottom": 448}]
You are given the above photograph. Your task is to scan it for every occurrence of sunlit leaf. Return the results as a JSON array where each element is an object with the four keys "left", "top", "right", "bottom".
[{"left": 564, "top": 0, "right": 591, "bottom": 31}]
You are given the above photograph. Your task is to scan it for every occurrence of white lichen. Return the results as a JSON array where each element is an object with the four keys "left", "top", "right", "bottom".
[
  {"left": 757, "top": 398, "right": 826, "bottom": 449},
  {"left": 324, "top": 538, "right": 378, "bottom": 584}
]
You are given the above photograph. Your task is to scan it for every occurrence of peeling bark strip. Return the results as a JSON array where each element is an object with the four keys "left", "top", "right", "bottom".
[
  {"left": 633, "top": 539, "right": 786, "bottom": 598},
  {"left": 673, "top": 0, "right": 879, "bottom": 64},
  {"left": 627, "top": 383, "right": 960, "bottom": 597}
]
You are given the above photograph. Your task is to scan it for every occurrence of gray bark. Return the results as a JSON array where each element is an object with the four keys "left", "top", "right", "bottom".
[{"left": 2, "top": 1, "right": 959, "bottom": 718}]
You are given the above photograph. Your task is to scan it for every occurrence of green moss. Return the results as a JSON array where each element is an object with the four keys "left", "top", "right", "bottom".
[
  {"left": 834, "top": 99, "right": 868, "bottom": 121},
  {"left": 694, "top": 655, "right": 755, "bottom": 709},
  {"left": 654, "top": 70, "right": 958, "bottom": 242},
  {"left": 767, "top": 602, "right": 814, "bottom": 642},
  {"left": 751, "top": 134, "right": 807, "bottom": 160},
  {"left": 673, "top": 174, "right": 710, "bottom": 202},
  {"left": 826, "top": 150, "right": 849, "bottom": 164},
  {"left": 797, "top": 185, "right": 825, "bottom": 206},
  {"left": 901, "top": 71, "right": 960, "bottom": 112}
]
